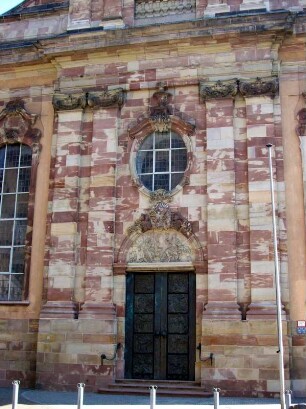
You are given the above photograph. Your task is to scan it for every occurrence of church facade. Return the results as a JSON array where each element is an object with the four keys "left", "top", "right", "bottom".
[{"left": 0, "top": 0, "right": 306, "bottom": 397}]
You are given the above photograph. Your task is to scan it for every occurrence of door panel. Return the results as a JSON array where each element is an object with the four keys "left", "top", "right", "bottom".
[{"left": 125, "top": 272, "right": 195, "bottom": 380}]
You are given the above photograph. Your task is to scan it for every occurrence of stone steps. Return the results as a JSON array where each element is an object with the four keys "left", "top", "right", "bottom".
[{"left": 98, "top": 379, "right": 213, "bottom": 397}]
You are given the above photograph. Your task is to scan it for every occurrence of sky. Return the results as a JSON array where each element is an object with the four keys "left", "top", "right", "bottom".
[{"left": 0, "top": 0, "right": 23, "bottom": 15}]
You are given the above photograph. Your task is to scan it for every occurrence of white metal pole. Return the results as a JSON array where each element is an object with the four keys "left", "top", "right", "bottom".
[
  {"left": 149, "top": 385, "right": 157, "bottom": 409},
  {"left": 266, "top": 143, "right": 286, "bottom": 409},
  {"left": 77, "top": 383, "right": 85, "bottom": 409},
  {"left": 213, "top": 387, "right": 220, "bottom": 409},
  {"left": 12, "top": 380, "right": 20, "bottom": 409}
]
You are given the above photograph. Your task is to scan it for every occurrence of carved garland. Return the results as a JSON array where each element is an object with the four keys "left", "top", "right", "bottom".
[
  {"left": 52, "top": 88, "right": 124, "bottom": 111},
  {"left": 199, "top": 76, "right": 279, "bottom": 101}
]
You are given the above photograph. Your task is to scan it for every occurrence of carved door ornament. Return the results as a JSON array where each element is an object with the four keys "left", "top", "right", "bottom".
[{"left": 0, "top": 99, "right": 42, "bottom": 153}]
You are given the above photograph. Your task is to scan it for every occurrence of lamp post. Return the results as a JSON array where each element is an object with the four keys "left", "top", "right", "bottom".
[{"left": 266, "top": 143, "right": 286, "bottom": 409}]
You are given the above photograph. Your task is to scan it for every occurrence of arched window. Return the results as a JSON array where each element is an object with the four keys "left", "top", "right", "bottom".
[
  {"left": 0, "top": 144, "right": 32, "bottom": 301},
  {"left": 136, "top": 130, "right": 187, "bottom": 192}
]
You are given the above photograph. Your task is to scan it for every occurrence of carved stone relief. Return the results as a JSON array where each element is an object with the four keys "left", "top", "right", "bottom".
[
  {"left": 128, "top": 193, "right": 193, "bottom": 239},
  {"left": 239, "top": 76, "right": 279, "bottom": 98},
  {"left": 199, "top": 79, "right": 238, "bottom": 101},
  {"left": 135, "top": 0, "right": 196, "bottom": 19},
  {"left": 296, "top": 108, "right": 306, "bottom": 136},
  {"left": 127, "top": 230, "right": 192, "bottom": 263},
  {"left": 199, "top": 76, "right": 279, "bottom": 102},
  {"left": 52, "top": 88, "right": 124, "bottom": 111},
  {"left": 0, "top": 99, "right": 42, "bottom": 150}
]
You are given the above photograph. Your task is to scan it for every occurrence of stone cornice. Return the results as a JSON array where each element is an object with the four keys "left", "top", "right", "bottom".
[
  {"left": 0, "top": 12, "right": 301, "bottom": 66},
  {"left": 52, "top": 89, "right": 124, "bottom": 111},
  {"left": 200, "top": 76, "right": 279, "bottom": 101}
]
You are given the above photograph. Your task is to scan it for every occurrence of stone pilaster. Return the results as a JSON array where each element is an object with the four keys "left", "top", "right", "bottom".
[
  {"left": 79, "top": 89, "right": 123, "bottom": 319},
  {"left": 41, "top": 94, "right": 87, "bottom": 318},
  {"left": 241, "top": 77, "right": 281, "bottom": 317},
  {"left": 200, "top": 80, "right": 240, "bottom": 318}
]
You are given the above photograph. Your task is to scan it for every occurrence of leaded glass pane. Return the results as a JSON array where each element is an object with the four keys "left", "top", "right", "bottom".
[
  {"left": 12, "top": 247, "right": 25, "bottom": 274},
  {"left": 172, "top": 132, "right": 186, "bottom": 148},
  {"left": 0, "top": 170, "right": 3, "bottom": 193},
  {"left": 0, "top": 248, "right": 10, "bottom": 272},
  {"left": 0, "top": 220, "right": 14, "bottom": 245},
  {"left": 155, "top": 150, "right": 169, "bottom": 172},
  {"left": 171, "top": 173, "right": 184, "bottom": 190},
  {"left": 137, "top": 151, "right": 153, "bottom": 174},
  {"left": 18, "top": 168, "right": 31, "bottom": 192},
  {"left": 1, "top": 194, "right": 15, "bottom": 218},
  {"left": 140, "top": 134, "right": 154, "bottom": 150},
  {"left": 155, "top": 132, "right": 170, "bottom": 149},
  {"left": 20, "top": 145, "right": 32, "bottom": 166},
  {"left": 0, "top": 275, "right": 9, "bottom": 301},
  {"left": 0, "top": 148, "right": 5, "bottom": 168},
  {"left": 3, "top": 169, "right": 18, "bottom": 193},
  {"left": 16, "top": 194, "right": 29, "bottom": 218},
  {"left": 6, "top": 145, "right": 20, "bottom": 167},
  {"left": 14, "top": 220, "right": 27, "bottom": 245},
  {"left": 171, "top": 150, "right": 187, "bottom": 172},
  {"left": 154, "top": 174, "right": 169, "bottom": 191},
  {"left": 141, "top": 174, "right": 153, "bottom": 190},
  {"left": 9, "top": 274, "right": 23, "bottom": 301}
]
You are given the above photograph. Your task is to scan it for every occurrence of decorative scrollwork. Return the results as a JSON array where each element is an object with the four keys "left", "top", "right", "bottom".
[
  {"left": 0, "top": 99, "right": 41, "bottom": 145},
  {"left": 239, "top": 76, "right": 279, "bottom": 97},
  {"left": 52, "top": 93, "right": 87, "bottom": 111},
  {"left": 87, "top": 89, "right": 124, "bottom": 108},
  {"left": 199, "top": 79, "right": 238, "bottom": 101}
]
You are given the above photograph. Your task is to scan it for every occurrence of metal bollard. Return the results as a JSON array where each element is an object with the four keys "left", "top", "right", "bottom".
[
  {"left": 12, "top": 380, "right": 20, "bottom": 409},
  {"left": 149, "top": 385, "right": 158, "bottom": 409},
  {"left": 285, "top": 390, "right": 292, "bottom": 409},
  {"left": 213, "top": 387, "right": 220, "bottom": 409},
  {"left": 77, "top": 383, "right": 85, "bottom": 409}
]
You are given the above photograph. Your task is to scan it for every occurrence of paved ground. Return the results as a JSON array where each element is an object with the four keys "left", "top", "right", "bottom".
[{"left": 0, "top": 387, "right": 305, "bottom": 409}]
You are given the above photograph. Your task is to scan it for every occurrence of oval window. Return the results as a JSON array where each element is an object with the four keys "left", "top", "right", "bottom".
[{"left": 136, "top": 130, "right": 187, "bottom": 192}]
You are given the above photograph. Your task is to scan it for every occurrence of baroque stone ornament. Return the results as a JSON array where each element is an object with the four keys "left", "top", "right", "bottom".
[
  {"left": 296, "top": 108, "right": 306, "bottom": 136},
  {"left": 127, "top": 231, "right": 192, "bottom": 263},
  {"left": 128, "top": 195, "right": 193, "bottom": 239},
  {"left": 199, "top": 79, "right": 238, "bottom": 101},
  {"left": 0, "top": 99, "right": 42, "bottom": 146},
  {"left": 149, "top": 83, "right": 172, "bottom": 132},
  {"left": 87, "top": 89, "right": 124, "bottom": 108},
  {"left": 239, "top": 76, "right": 279, "bottom": 97},
  {"left": 135, "top": 0, "right": 195, "bottom": 19},
  {"left": 52, "top": 93, "right": 87, "bottom": 111}
]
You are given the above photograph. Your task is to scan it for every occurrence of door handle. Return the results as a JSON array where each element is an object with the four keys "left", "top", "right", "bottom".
[
  {"left": 154, "top": 331, "right": 161, "bottom": 337},
  {"left": 161, "top": 331, "right": 167, "bottom": 338}
]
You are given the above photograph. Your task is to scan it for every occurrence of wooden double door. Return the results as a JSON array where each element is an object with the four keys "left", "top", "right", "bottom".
[{"left": 125, "top": 272, "right": 196, "bottom": 380}]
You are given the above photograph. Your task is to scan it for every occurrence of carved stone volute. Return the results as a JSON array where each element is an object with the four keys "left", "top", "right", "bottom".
[{"left": 0, "top": 99, "right": 42, "bottom": 148}]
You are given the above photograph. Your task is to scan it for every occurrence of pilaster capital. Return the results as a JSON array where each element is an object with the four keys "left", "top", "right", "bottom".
[
  {"left": 52, "top": 93, "right": 87, "bottom": 111},
  {"left": 87, "top": 88, "right": 124, "bottom": 108},
  {"left": 239, "top": 76, "right": 279, "bottom": 98},
  {"left": 199, "top": 79, "right": 238, "bottom": 102}
]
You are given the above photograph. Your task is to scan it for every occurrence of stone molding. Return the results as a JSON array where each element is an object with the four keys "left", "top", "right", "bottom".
[
  {"left": 0, "top": 99, "right": 42, "bottom": 152},
  {"left": 52, "top": 88, "right": 124, "bottom": 111},
  {"left": 199, "top": 76, "right": 279, "bottom": 101},
  {"left": 135, "top": 0, "right": 196, "bottom": 19}
]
